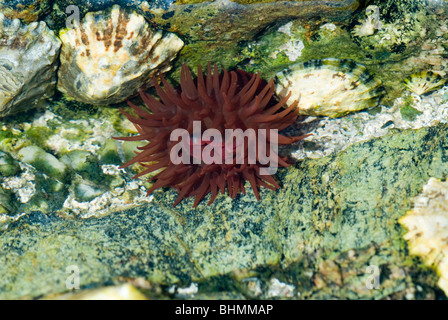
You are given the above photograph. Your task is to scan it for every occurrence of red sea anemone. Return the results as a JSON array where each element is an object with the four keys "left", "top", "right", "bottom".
[{"left": 116, "top": 63, "right": 308, "bottom": 207}]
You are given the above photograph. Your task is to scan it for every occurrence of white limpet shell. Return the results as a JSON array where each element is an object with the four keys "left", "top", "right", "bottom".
[
  {"left": 404, "top": 71, "right": 446, "bottom": 96},
  {"left": 399, "top": 177, "right": 448, "bottom": 296},
  {"left": 275, "top": 58, "right": 385, "bottom": 118},
  {"left": 57, "top": 5, "right": 184, "bottom": 105},
  {"left": 0, "top": 13, "right": 61, "bottom": 117}
]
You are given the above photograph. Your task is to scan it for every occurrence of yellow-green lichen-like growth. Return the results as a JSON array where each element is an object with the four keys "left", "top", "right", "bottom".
[{"left": 399, "top": 177, "right": 448, "bottom": 296}]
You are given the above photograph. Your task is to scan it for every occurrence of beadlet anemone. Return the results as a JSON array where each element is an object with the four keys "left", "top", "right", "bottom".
[{"left": 115, "top": 63, "right": 308, "bottom": 207}]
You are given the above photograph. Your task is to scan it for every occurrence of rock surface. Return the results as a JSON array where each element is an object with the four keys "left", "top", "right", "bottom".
[
  {"left": 1, "top": 123, "right": 448, "bottom": 299},
  {"left": 0, "top": 0, "right": 447, "bottom": 300},
  {"left": 52, "top": 0, "right": 361, "bottom": 41}
]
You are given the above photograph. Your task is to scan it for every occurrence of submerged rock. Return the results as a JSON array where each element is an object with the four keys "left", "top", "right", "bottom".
[
  {"left": 17, "top": 146, "right": 68, "bottom": 182},
  {"left": 0, "top": 13, "right": 61, "bottom": 117},
  {"left": 0, "top": 102, "right": 155, "bottom": 220},
  {"left": 351, "top": 0, "right": 441, "bottom": 62},
  {"left": 0, "top": 150, "right": 20, "bottom": 177},
  {"left": 57, "top": 5, "right": 184, "bottom": 105},
  {"left": 52, "top": 0, "right": 360, "bottom": 42}
]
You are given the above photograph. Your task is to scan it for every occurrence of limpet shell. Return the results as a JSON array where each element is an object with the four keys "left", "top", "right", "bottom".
[
  {"left": 57, "top": 5, "right": 184, "bottom": 105},
  {"left": 404, "top": 71, "right": 446, "bottom": 96},
  {"left": 0, "top": 13, "right": 61, "bottom": 117},
  {"left": 275, "top": 58, "right": 385, "bottom": 118}
]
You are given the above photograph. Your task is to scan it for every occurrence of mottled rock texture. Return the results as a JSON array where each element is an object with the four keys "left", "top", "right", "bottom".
[{"left": 2, "top": 123, "right": 448, "bottom": 299}]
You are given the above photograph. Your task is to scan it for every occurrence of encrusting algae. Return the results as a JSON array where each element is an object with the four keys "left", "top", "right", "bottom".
[{"left": 0, "top": 12, "right": 61, "bottom": 117}]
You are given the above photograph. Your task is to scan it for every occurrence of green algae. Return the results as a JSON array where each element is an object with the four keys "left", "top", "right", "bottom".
[
  {"left": 51, "top": 0, "right": 434, "bottom": 108},
  {"left": 18, "top": 146, "right": 69, "bottom": 182},
  {"left": 0, "top": 186, "right": 15, "bottom": 215},
  {"left": 237, "top": 3, "right": 446, "bottom": 105},
  {"left": 98, "top": 139, "right": 122, "bottom": 165},
  {"left": 0, "top": 151, "right": 20, "bottom": 177},
  {"left": 61, "top": 150, "right": 101, "bottom": 181},
  {"left": 73, "top": 182, "right": 105, "bottom": 202},
  {"left": 241, "top": 23, "right": 363, "bottom": 79},
  {"left": 400, "top": 96, "right": 422, "bottom": 122},
  {"left": 351, "top": 6, "right": 430, "bottom": 62},
  {"left": 0, "top": 96, "right": 148, "bottom": 219}
]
